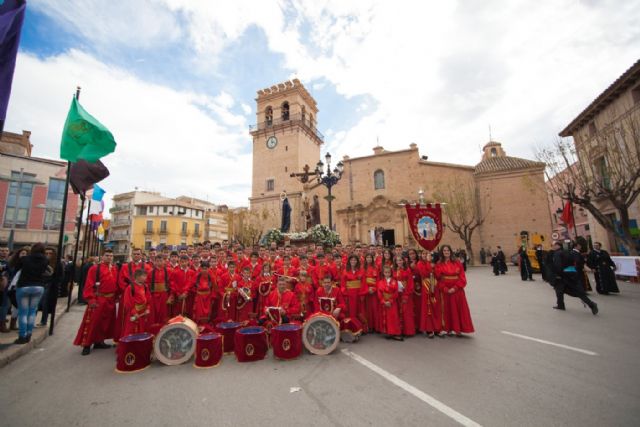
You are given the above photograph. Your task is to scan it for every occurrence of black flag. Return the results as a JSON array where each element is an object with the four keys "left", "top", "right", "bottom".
[{"left": 69, "top": 159, "right": 110, "bottom": 194}]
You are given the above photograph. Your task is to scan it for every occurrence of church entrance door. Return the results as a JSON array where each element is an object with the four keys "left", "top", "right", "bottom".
[{"left": 382, "top": 229, "right": 395, "bottom": 247}]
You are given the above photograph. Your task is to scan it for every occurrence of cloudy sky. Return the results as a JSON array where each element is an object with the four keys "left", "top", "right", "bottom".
[{"left": 5, "top": 0, "right": 640, "bottom": 209}]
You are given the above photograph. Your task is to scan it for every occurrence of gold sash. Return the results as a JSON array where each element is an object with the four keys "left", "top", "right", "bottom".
[{"left": 346, "top": 280, "right": 361, "bottom": 289}]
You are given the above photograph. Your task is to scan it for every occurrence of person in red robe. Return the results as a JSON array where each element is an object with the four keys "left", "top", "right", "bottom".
[
  {"left": 294, "top": 270, "right": 315, "bottom": 320},
  {"left": 121, "top": 269, "right": 151, "bottom": 337},
  {"left": 247, "top": 252, "right": 263, "bottom": 280},
  {"left": 147, "top": 255, "right": 171, "bottom": 326},
  {"left": 218, "top": 260, "right": 240, "bottom": 322},
  {"left": 275, "top": 255, "right": 299, "bottom": 289},
  {"left": 297, "top": 255, "right": 316, "bottom": 288},
  {"left": 192, "top": 262, "right": 218, "bottom": 325},
  {"left": 377, "top": 265, "right": 402, "bottom": 340},
  {"left": 313, "top": 274, "right": 346, "bottom": 320},
  {"left": 408, "top": 248, "right": 423, "bottom": 330},
  {"left": 313, "top": 253, "right": 333, "bottom": 288},
  {"left": 114, "top": 248, "right": 151, "bottom": 342},
  {"left": 416, "top": 251, "right": 442, "bottom": 338},
  {"left": 255, "top": 262, "right": 275, "bottom": 317},
  {"left": 362, "top": 253, "right": 380, "bottom": 333},
  {"left": 236, "top": 266, "right": 256, "bottom": 324},
  {"left": 435, "top": 245, "right": 474, "bottom": 336},
  {"left": 262, "top": 275, "right": 301, "bottom": 324},
  {"left": 168, "top": 255, "right": 195, "bottom": 318},
  {"left": 341, "top": 255, "right": 365, "bottom": 329},
  {"left": 393, "top": 256, "right": 416, "bottom": 337},
  {"left": 73, "top": 249, "right": 119, "bottom": 355}
]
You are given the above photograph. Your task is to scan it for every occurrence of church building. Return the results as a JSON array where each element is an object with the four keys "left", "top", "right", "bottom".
[{"left": 249, "top": 80, "right": 552, "bottom": 260}]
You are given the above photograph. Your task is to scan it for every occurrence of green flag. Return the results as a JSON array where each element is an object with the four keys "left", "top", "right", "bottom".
[{"left": 60, "top": 97, "right": 116, "bottom": 162}]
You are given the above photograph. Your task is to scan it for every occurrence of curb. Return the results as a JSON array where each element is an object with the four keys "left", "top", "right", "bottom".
[{"left": 0, "top": 296, "right": 77, "bottom": 369}]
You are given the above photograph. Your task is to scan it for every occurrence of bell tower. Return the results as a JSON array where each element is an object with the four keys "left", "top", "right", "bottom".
[{"left": 249, "top": 79, "right": 323, "bottom": 231}]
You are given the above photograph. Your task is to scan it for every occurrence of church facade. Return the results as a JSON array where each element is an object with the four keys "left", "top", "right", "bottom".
[{"left": 249, "top": 80, "right": 553, "bottom": 260}]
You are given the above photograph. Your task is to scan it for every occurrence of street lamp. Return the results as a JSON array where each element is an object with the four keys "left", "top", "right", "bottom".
[{"left": 291, "top": 153, "right": 344, "bottom": 230}]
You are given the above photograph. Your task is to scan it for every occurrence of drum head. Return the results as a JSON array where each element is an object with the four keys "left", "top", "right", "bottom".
[
  {"left": 120, "top": 332, "right": 152, "bottom": 342},
  {"left": 275, "top": 323, "right": 302, "bottom": 332},
  {"left": 238, "top": 326, "right": 264, "bottom": 335},
  {"left": 154, "top": 323, "right": 197, "bottom": 365},
  {"left": 303, "top": 315, "right": 340, "bottom": 355},
  {"left": 217, "top": 322, "right": 241, "bottom": 330},
  {"left": 198, "top": 332, "right": 220, "bottom": 341}
]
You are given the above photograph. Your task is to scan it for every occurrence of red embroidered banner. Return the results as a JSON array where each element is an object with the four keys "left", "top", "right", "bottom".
[{"left": 405, "top": 203, "right": 443, "bottom": 251}]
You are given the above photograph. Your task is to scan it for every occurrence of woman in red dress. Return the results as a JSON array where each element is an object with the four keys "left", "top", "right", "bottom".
[
  {"left": 434, "top": 245, "right": 474, "bottom": 336},
  {"left": 378, "top": 249, "right": 394, "bottom": 276},
  {"left": 377, "top": 265, "right": 402, "bottom": 340},
  {"left": 341, "top": 255, "right": 364, "bottom": 320},
  {"left": 407, "top": 249, "right": 422, "bottom": 331},
  {"left": 416, "top": 251, "right": 442, "bottom": 338},
  {"left": 362, "top": 253, "right": 380, "bottom": 333},
  {"left": 393, "top": 256, "right": 416, "bottom": 337}
]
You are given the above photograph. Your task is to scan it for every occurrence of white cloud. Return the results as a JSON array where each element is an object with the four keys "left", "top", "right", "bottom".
[{"left": 5, "top": 50, "right": 252, "bottom": 210}]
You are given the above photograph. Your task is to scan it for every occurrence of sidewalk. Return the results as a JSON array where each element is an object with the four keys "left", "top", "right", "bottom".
[{"left": 0, "top": 288, "right": 78, "bottom": 369}]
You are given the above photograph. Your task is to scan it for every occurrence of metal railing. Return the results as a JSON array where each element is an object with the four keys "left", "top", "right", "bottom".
[
  {"left": 109, "top": 204, "right": 131, "bottom": 213},
  {"left": 249, "top": 113, "right": 324, "bottom": 142}
]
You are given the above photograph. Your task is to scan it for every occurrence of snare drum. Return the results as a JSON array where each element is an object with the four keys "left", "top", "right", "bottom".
[
  {"left": 216, "top": 321, "right": 242, "bottom": 354},
  {"left": 194, "top": 332, "right": 223, "bottom": 368},
  {"left": 302, "top": 313, "right": 340, "bottom": 355},
  {"left": 116, "top": 332, "right": 153, "bottom": 373},
  {"left": 271, "top": 323, "right": 302, "bottom": 360},
  {"left": 153, "top": 316, "right": 198, "bottom": 366},
  {"left": 234, "top": 326, "right": 268, "bottom": 362}
]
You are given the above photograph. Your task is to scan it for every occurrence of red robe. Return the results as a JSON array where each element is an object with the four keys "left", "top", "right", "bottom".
[
  {"left": 147, "top": 267, "right": 171, "bottom": 325},
  {"left": 362, "top": 265, "right": 380, "bottom": 332},
  {"left": 73, "top": 262, "right": 118, "bottom": 347},
  {"left": 377, "top": 277, "right": 401, "bottom": 336},
  {"left": 394, "top": 267, "right": 416, "bottom": 336},
  {"left": 416, "top": 260, "right": 442, "bottom": 333},
  {"left": 192, "top": 270, "right": 218, "bottom": 324},
  {"left": 114, "top": 261, "right": 150, "bottom": 341},
  {"left": 121, "top": 283, "right": 149, "bottom": 337},
  {"left": 275, "top": 266, "right": 299, "bottom": 288},
  {"left": 341, "top": 268, "right": 365, "bottom": 327},
  {"left": 264, "top": 288, "right": 301, "bottom": 321},
  {"left": 313, "top": 286, "right": 346, "bottom": 319},
  {"left": 235, "top": 276, "right": 256, "bottom": 324},
  {"left": 218, "top": 272, "right": 240, "bottom": 322},
  {"left": 435, "top": 260, "right": 474, "bottom": 334},
  {"left": 294, "top": 280, "right": 315, "bottom": 320},
  {"left": 255, "top": 273, "right": 276, "bottom": 317},
  {"left": 169, "top": 267, "right": 195, "bottom": 318}
]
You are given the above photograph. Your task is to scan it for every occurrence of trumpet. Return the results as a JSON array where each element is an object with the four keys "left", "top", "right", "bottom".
[{"left": 238, "top": 286, "right": 252, "bottom": 302}]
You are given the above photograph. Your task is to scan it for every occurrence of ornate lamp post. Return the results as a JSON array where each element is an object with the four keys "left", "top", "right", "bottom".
[{"left": 290, "top": 152, "right": 344, "bottom": 230}]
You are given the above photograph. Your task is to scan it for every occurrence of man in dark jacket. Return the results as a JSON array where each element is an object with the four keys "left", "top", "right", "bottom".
[
  {"left": 14, "top": 243, "right": 49, "bottom": 343},
  {"left": 587, "top": 242, "right": 620, "bottom": 295},
  {"left": 550, "top": 241, "right": 598, "bottom": 315}
]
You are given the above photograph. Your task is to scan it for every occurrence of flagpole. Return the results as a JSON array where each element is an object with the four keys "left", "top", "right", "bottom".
[
  {"left": 66, "top": 192, "right": 85, "bottom": 312},
  {"left": 49, "top": 86, "right": 81, "bottom": 336},
  {"left": 82, "top": 198, "right": 92, "bottom": 261},
  {"left": 570, "top": 200, "right": 579, "bottom": 240}
]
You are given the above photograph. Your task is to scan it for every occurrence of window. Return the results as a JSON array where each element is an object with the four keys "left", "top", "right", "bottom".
[
  {"left": 301, "top": 106, "right": 306, "bottom": 123},
  {"left": 282, "top": 101, "right": 290, "bottom": 121},
  {"left": 182, "top": 222, "right": 187, "bottom": 233},
  {"left": 3, "top": 171, "right": 35, "bottom": 228},
  {"left": 44, "top": 178, "right": 65, "bottom": 229},
  {"left": 144, "top": 240, "right": 152, "bottom": 250},
  {"left": 146, "top": 220, "right": 153, "bottom": 232},
  {"left": 265, "top": 106, "right": 273, "bottom": 126},
  {"left": 195, "top": 223, "right": 200, "bottom": 234},
  {"left": 594, "top": 156, "right": 610, "bottom": 189},
  {"left": 163, "top": 206, "right": 168, "bottom": 213},
  {"left": 266, "top": 179, "right": 275, "bottom": 192},
  {"left": 138, "top": 206, "right": 147, "bottom": 215},
  {"left": 310, "top": 114, "right": 314, "bottom": 128},
  {"left": 160, "top": 220, "right": 167, "bottom": 232},
  {"left": 149, "top": 206, "right": 155, "bottom": 214},
  {"left": 490, "top": 148, "right": 497, "bottom": 157},
  {"left": 374, "top": 170, "right": 385, "bottom": 190}
]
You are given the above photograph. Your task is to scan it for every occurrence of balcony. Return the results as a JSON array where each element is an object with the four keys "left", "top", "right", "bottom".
[
  {"left": 109, "top": 204, "right": 131, "bottom": 214},
  {"left": 193, "top": 231, "right": 201, "bottom": 238},
  {"left": 180, "top": 230, "right": 190, "bottom": 237},
  {"left": 111, "top": 218, "right": 131, "bottom": 227},
  {"left": 110, "top": 232, "right": 129, "bottom": 241},
  {"left": 249, "top": 113, "right": 324, "bottom": 143},
  {"left": 143, "top": 228, "right": 154, "bottom": 235},
  {"left": 158, "top": 228, "right": 168, "bottom": 235}
]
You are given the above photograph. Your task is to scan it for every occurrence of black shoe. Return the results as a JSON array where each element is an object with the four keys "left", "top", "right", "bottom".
[
  {"left": 81, "top": 346, "right": 91, "bottom": 355},
  {"left": 553, "top": 305, "right": 565, "bottom": 310},
  {"left": 529, "top": 278, "right": 535, "bottom": 281},
  {"left": 93, "top": 342, "right": 110, "bottom": 349},
  {"left": 590, "top": 303, "right": 599, "bottom": 315},
  {"left": 14, "top": 336, "right": 29, "bottom": 344},
  {"left": 26, "top": 334, "right": 31, "bottom": 342}
]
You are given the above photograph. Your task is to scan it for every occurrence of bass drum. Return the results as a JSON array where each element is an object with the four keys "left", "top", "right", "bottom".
[
  {"left": 302, "top": 313, "right": 340, "bottom": 355},
  {"left": 154, "top": 315, "right": 198, "bottom": 365}
]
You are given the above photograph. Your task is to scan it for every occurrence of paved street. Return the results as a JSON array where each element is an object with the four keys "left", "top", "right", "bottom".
[{"left": 1, "top": 268, "right": 639, "bottom": 427}]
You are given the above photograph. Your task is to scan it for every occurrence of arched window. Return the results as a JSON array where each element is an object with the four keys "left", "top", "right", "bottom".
[
  {"left": 265, "top": 106, "right": 273, "bottom": 126},
  {"left": 301, "top": 106, "right": 306, "bottom": 124},
  {"left": 374, "top": 170, "right": 385, "bottom": 190},
  {"left": 282, "top": 101, "right": 290, "bottom": 121},
  {"left": 490, "top": 147, "right": 497, "bottom": 157}
]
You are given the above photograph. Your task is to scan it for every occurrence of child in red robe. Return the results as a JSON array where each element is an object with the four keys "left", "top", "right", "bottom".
[
  {"left": 236, "top": 266, "right": 256, "bottom": 324},
  {"left": 393, "top": 256, "right": 416, "bottom": 337},
  {"left": 416, "top": 251, "right": 442, "bottom": 338},
  {"left": 263, "top": 275, "right": 301, "bottom": 324},
  {"left": 294, "top": 270, "right": 315, "bottom": 320},
  {"left": 362, "top": 253, "right": 380, "bottom": 333},
  {"left": 192, "top": 262, "right": 218, "bottom": 325},
  {"left": 121, "top": 269, "right": 150, "bottom": 337},
  {"left": 168, "top": 255, "right": 195, "bottom": 318},
  {"left": 377, "top": 265, "right": 402, "bottom": 340}
]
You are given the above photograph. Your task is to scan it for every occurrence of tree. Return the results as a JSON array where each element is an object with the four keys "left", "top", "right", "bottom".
[
  {"left": 232, "top": 207, "right": 272, "bottom": 247},
  {"left": 433, "top": 176, "right": 490, "bottom": 265},
  {"left": 538, "top": 116, "right": 640, "bottom": 255}
]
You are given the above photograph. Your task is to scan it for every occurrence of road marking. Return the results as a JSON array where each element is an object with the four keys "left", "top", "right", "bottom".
[
  {"left": 341, "top": 349, "right": 482, "bottom": 427},
  {"left": 501, "top": 331, "right": 598, "bottom": 356}
]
